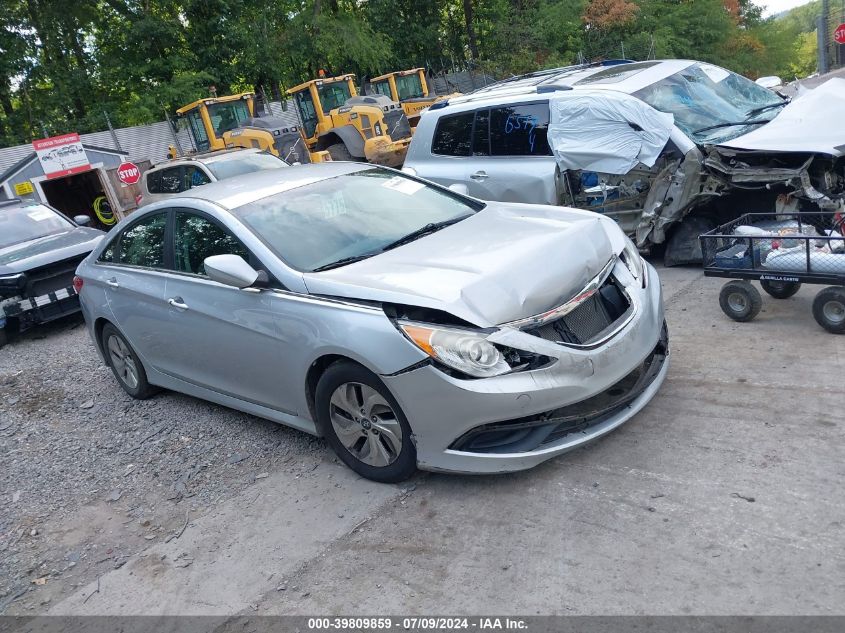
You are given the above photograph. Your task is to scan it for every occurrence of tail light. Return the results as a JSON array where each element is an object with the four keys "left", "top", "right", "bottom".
[
  {"left": 135, "top": 193, "right": 143, "bottom": 206},
  {"left": 72, "top": 276, "right": 84, "bottom": 293}
]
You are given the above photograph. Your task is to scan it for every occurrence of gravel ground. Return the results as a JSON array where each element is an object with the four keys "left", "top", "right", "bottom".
[{"left": 0, "top": 314, "right": 326, "bottom": 613}]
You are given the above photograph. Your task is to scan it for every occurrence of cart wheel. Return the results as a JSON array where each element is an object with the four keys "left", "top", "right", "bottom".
[
  {"left": 760, "top": 279, "right": 801, "bottom": 299},
  {"left": 812, "top": 286, "right": 845, "bottom": 334},
  {"left": 719, "top": 280, "right": 762, "bottom": 322}
]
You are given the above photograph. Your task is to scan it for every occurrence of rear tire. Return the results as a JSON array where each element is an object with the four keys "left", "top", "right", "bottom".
[
  {"left": 315, "top": 361, "right": 417, "bottom": 483},
  {"left": 760, "top": 279, "right": 801, "bottom": 299},
  {"left": 0, "top": 327, "right": 7, "bottom": 350},
  {"left": 326, "top": 143, "right": 354, "bottom": 162},
  {"left": 101, "top": 323, "right": 158, "bottom": 399},
  {"left": 812, "top": 286, "right": 845, "bottom": 334},
  {"left": 719, "top": 280, "right": 762, "bottom": 322}
]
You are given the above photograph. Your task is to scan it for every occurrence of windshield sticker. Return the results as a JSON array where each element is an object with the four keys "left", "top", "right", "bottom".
[
  {"left": 382, "top": 176, "right": 425, "bottom": 196},
  {"left": 700, "top": 64, "right": 730, "bottom": 83},
  {"left": 27, "top": 208, "right": 55, "bottom": 221}
]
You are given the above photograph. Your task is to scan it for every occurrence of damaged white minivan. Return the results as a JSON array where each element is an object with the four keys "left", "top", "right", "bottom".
[{"left": 404, "top": 60, "right": 845, "bottom": 265}]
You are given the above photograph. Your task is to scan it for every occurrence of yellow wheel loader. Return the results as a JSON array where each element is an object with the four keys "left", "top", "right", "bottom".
[
  {"left": 288, "top": 73, "right": 412, "bottom": 167},
  {"left": 171, "top": 92, "right": 330, "bottom": 163},
  {"left": 367, "top": 68, "right": 457, "bottom": 129}
]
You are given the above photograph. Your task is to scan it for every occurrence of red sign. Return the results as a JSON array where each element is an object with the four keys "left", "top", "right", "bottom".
[
  {"left": 33, "top": 132, "right": 90, "bottom": 179},
  {"left": 836, "top": 23, "right": 845, "bottom": 45},
  {"left": 116, "top": 161, "right": 141, "bottom": 186}
]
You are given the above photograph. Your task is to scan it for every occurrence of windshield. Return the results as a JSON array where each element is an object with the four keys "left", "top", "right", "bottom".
[
  {"left": 395, "top": 74, "right": 425, "bottom": 100},
  {"left": 233, "top": 168, "right": 481, "bottom": 272},
  {"left": 206, "top": 153, "right": 288, "bottom": 180},
  {"left": 317, "top": 81, "right": 352, "bottom": 113},
  {"left": 371, "top": 80, "right": 392, "bottom": 98},
  {"left": 0, "top": 204, "right": 74, "bottom": 249},
  {"left": 634, "top": 63, "right": 785, "bottom": 144},
  {"left": 207, "top": 100, "right": 251, "bottom": 138}
]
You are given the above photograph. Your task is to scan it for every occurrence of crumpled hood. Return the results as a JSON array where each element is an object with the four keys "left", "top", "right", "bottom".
[
  {"left": 0, "top": 228, "right": 104, "bottom": 273},
  {"left": 303, "top": 202, "right": 619, "bottom": 327},
  {"left": 718, "top": 78, "right": 845, "bottom": 156}
]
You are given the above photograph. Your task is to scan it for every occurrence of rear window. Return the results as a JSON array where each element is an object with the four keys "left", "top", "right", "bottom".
[
  {"left": 431, "top": 112, "right": 474, "bottom": 156},
  {"left": 489, "top": 103, "right": 551, "bottom": 156}
]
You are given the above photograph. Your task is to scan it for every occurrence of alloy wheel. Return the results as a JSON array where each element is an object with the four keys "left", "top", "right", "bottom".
[
  {"left": 329, "top": 382, "right": 403, "bottom": 467},
  {"left": 107, "top": 334, "right": 139, "bottom": 390}
]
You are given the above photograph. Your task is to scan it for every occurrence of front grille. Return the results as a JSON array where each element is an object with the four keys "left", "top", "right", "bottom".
[
  {"left": 449, "top": 323, "right": 669, "bottom": 454},
  {"left": 526, "top": 277, "right": 631, "bottom": 346},
  {"left": 24, "top": 256, "right": 85, "bottom": 298},
  {"left": 383, "top": 110, "right": 411, "bottom": 141}
]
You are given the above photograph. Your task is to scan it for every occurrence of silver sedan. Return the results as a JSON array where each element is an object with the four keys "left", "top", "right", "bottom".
[{"left": 75, "top": 162, "right": 668, "bottom": 482}]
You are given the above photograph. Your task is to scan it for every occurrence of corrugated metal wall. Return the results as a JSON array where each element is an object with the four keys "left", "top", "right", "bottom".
[{"left": 0, "top": 74, "right": 491, "bottom": 175}]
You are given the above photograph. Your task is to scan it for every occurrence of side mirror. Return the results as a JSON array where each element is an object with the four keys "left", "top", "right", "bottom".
[
  {"left": 448, "top": 183, "right": 469, "bottom": 195},
  {"left": 204, "top": 254, "right": 259, "bottom": 289},
  {"left": 73, "top": 215, "right": 91, "bottom": 226}
]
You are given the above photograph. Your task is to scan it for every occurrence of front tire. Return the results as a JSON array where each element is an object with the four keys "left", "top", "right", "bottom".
[
  {"left": 760, "top": 279, "right": 801, "bottom": 299},
  {"left": 101, "top": 323, "right": 157, "bottom": 399},
  {"left": 719, "top": 280, "right": 762, "bottom": 322},
  {"left": 326, "top": 143, "right": 354, "bottom": 162},
  {"left": 315, "top": 361, "right": 416, "bottom": 483},
  {"left": 812, "top": 286, "right": 845, "bottom": 334}
]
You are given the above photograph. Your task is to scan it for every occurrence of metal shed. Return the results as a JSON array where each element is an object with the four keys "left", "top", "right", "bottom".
[{"left": 0, "top": 144, "right": 135, "bottom": 231}]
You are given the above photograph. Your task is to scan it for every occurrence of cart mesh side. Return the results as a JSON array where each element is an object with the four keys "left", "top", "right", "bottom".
[{"left": 699, "top": 212, "right": 845, "bottom": 285}]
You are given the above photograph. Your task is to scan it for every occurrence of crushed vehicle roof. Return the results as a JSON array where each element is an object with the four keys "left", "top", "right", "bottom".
[{"left": 443, "top": 60, "right": 697, "bottom": 107}]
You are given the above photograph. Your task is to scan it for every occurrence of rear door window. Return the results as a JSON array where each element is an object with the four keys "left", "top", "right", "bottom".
[
  {"left": 158, "top": 167, "right": 185, "bottom": 194},
  {"left": 431, "top": 112, "right": 474, "bottom": 156},
  {"left": 490, "top": 102, "right": 551, "bottom": 156},
  {"left": 117, "top": 212, "right": 168, "bottom": 269},
  {"left": 472, "top": 109, "right": 490, "bottom": 156}
]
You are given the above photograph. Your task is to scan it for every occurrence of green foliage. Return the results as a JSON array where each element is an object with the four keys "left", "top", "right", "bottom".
[{"left": 0, "top": 0, "right": 826, "bottom": 147}]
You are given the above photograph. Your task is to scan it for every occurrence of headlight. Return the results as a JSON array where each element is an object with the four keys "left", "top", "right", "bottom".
[
  {"left": 399, "top": 322, "right": 544, "bottom": 379},
  {"left": 620, "top": 235, "right": 645, "bottom": 285},
  {"left": 0, "top": 272, "right": 26, "bottom": 291}
]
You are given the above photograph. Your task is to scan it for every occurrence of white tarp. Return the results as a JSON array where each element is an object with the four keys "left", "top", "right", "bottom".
[
  {"left": 719, "top": 78, "right": 845, "bottom": 156},
  {"left": 547, "top": 91, "right": 674, "bottom": 175}
]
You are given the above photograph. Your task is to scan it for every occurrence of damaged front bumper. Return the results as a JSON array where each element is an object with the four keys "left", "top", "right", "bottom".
[{"left": 382, "top": 262, "right": 666, "bottom": 475}]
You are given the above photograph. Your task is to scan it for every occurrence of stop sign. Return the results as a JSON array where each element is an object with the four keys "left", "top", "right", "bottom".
[
  {"left": 117, "top": 161, "right": 141, "bottom": 185},
  {"left": 836, "top": 23, "right": 845, "bottom": 45}
]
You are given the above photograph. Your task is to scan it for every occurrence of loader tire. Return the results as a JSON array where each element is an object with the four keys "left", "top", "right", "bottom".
[{"left": 327, "top": 143, "right": 354, "bottom": 162}]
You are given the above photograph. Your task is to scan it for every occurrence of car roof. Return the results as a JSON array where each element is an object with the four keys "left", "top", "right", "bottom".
[
  {"left": 149, "top": 148, "right": 265, "bottom": 171},
  {"left": 441, "top": 59, "right": 697, "bottom": 109},
  {"left": 172, "top": 161, "right": 371, "bottom": 209}
]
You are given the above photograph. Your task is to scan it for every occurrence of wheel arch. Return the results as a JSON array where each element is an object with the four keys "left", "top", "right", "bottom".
[
  {"left": 315, "top": 125, "right": 365, "bottom": 158},
  {"left": 94, "top": 317, "right": 113, "bottom": 365},
  {"left": 304, "top": 354, "right": 371, "bottom": 432}
]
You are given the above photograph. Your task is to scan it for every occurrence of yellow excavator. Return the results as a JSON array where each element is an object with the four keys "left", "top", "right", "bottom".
[
  {"left": 288, "top": 73, "right": 412, "bottom": 167},
  {"left": 170, "top": 92, "right": 330, "bottom": 163},
  {"left": 367, "top": 68, "right": 456, "bottom": 129}
]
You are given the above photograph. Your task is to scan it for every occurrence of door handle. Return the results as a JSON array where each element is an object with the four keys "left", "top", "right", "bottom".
[
  {"left": 168, "top": 297, "right": 189, "bottom": 310},
  {"left": 106, "top": 277, "right": 119, "bottom": 288},
  {"left": 470, "top": 170, "right": 489, "bottom": 181}
]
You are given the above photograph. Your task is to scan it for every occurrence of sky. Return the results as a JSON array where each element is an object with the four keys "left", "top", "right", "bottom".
[{"left": 759, "top": 0, "right": 815, "bottom": 16}]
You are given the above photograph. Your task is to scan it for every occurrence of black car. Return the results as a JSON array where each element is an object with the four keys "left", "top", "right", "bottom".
[{"left": 0, "top": 199, "right": 104, "bottom": 348}]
